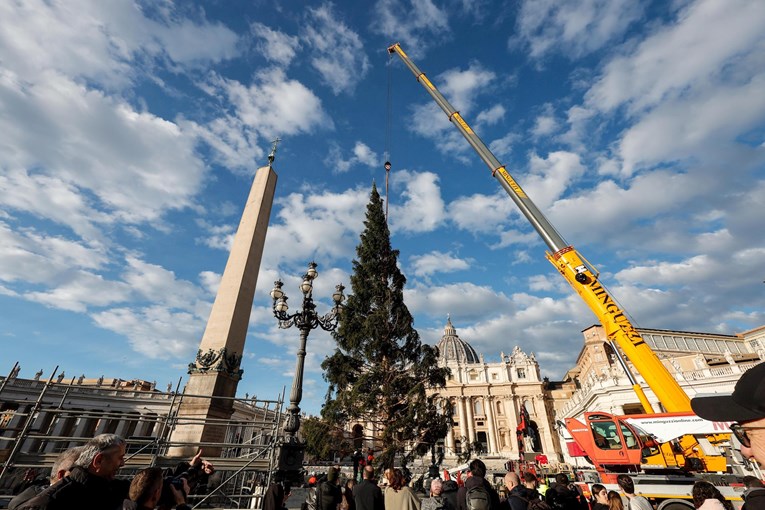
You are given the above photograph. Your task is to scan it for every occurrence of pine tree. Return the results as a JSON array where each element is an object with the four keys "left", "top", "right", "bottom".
[
  {"left": 321, "top": 184, "right": 452, "bottom": 469},
  {"left": 302, "top": 415, "right": 351, "bottom": 461}
]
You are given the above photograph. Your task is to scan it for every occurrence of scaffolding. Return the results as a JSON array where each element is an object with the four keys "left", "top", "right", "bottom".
[{"left": 0, "top": 365, "right": 285, "bottom": 509}]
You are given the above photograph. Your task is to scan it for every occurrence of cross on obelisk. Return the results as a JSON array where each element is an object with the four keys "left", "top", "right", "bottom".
[{"left": 169, "top": 140, "right": 279, "bottom": 457}]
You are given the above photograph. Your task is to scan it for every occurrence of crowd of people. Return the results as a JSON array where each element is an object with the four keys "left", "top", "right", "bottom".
[
  {"left": 7, "top": 434, "right": 214, "bottom": 510},
  {"left": 293, "top": 362, "right": 765, "bottom": 510},
  {"left": 5, "top": 364, "right": 764, "bottom": 510},
  {"left": 295, "top": 460, "right": 761, "bottom": 510}
]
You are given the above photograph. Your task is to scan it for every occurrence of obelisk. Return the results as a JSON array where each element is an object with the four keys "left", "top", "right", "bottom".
[{"left": 169, "top": 143, "right": 279, "bottom": 457}]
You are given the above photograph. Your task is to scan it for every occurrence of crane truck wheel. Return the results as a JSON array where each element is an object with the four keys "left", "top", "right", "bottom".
[{"left": 657, "top": 500, "right": 694, "bottom": 510}]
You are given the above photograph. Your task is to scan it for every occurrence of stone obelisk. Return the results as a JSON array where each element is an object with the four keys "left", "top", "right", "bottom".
[{"left": 169, "top": 144, "right": 278, "bottom": 457}]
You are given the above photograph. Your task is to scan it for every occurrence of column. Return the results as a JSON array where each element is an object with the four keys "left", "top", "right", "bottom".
[
  {"left": 466, "top": 397, "right": 476, "bottom": 443},
  {"left": 458, "top": 397, "right": 469, "bottom": 442},
  {"left": 70, "top": 415, "right": 97, "bottom": 449},
  {"left": 45, "top": 412, "right": 75, "bottom": 453},
  {"left": 446, "top": 422, "right": 456, "bottom": 456},
  {"left": 485, "top": 396, "right": 498, "bottom": 454},
  {"left": 22, "top": 411, "right": 53, "bottom": 452},
  {"left": 504, "top": 398, "right": 518, "bottom": 452}
]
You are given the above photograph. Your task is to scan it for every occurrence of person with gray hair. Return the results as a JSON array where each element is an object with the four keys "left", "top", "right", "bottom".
[
  {"left": 18, "top": 434, "right": 128, "bottom": 510},
  {"left": 8, "top": 446, "right": 84, "bottom": 509},
  {"left": 422, "top": 478, "right": 452, "bottom": 510}
]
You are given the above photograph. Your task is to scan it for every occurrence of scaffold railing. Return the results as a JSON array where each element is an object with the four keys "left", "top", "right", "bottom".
[{"left": 0, "top": 364, "right": 285, "bottom": 509}]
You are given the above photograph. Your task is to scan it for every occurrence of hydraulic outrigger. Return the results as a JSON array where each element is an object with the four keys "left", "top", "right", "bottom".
[{"left": 387, "top": 42, "right": 728, "bottom": 474}]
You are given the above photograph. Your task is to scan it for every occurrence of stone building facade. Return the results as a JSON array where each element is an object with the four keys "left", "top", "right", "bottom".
[{"left": 433, "top": 318, "right": 561, "bottom": 462}]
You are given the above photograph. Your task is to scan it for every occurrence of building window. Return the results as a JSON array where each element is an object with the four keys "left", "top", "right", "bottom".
[
  {"left": 474, "top": 399, "right": 484, "bottom": 416},
  {"left": 491, "top": 372, "right": 498, "bottom": 380},
  {"left": 469, "top": 370, "right": 478, "bottom": 381},
  {"left": 496, "top": 401, "right": 503, "bottom": 415},
  {"left": 516, "top": 368, "right": 526, "bottom": 379}
]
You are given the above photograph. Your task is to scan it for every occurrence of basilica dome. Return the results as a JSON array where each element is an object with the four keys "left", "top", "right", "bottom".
[{"left": 436, "top": 317, "right": 480, "bottom": 364}]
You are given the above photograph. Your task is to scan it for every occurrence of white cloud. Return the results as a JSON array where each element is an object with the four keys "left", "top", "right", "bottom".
[
  {"left": 618, "top": 74, "right": 765, "bottom": 174},
  {"left": 251, "top": 22, "right": 300, "bottom": 66},
  {"left": 196, "top": 220, "right": 235, "bottom": 251},
  {"left": 488, "top": 132, "right": 519, "bottom": 159},
  {"left": 92, "top": 305, "right": 203, "bottom": 358},
  {"left": 326, "top": 141, "right": 379, "bottom": 173},
  {"left": 122, "top": 257, "right": 202, "bottom": 310},
  {"left": 0, "top": 0, "right": 238, "bottom": 90},
  {"left": 188, "top": 69, "right": 331, "bottom": 170},
  {"left": 513, "top": 0, "right": 645, "bottom": 60},
  {"left": 410, "top": 251, "right": 471, "bottom": 277},
  {"left": 476, "top": 105, "right": 506, "bottom": 126},
  {"left": 352, "top": 142, "right": 379, "bottom": 167},
  {"left": 410, "top": 284, "right": 592, "bottom": 377},
  {"left": 260, "top": 187, "right": 370, "bottom": 273},
  {"left": 449, "top": 190, "right": 515, "bottom": 234},
  {"left": 0, "top": 70, "right": 205, "bottom": 236},
  {"left": 203, "top": 69, "right": 329, "bottom": 138},
  {"left": 406, "top": 282, "right": 515, "bottom": 321},
  {"left": 372, "top": 0, "right": 450, "bottom": 57},
  {"left": 26, "top": 271, "right": 133, "bottom": 313},
  {"left": 0, "top": 222, "right": 107, "bottom": 284},
  {"left": 523, "top": 151, "right": 586, "bottom": 210},
  {"left": 199, "top": 271, "right": 222, "bottom": 296},
  {"left": 586, "top": 0, "right": 765, "bottom": 114},
  {"left": 532, "top": 103, "right": 557, "bottom": 137},
  {"left": 389, "top": 170, "right": 446, "bottom": 233},
  {"left": 303, "top": 3, "right": 370, "bottom": 95},
  {"left": 409, "top": 63, "right": 497, "bottom": 158}
]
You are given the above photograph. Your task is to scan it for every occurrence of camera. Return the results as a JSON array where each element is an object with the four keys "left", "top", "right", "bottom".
[{"left": 158, "top": 474, "right": 188, "bottom": 508}]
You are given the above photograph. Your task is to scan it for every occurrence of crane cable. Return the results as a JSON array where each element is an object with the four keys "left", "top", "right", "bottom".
[{"left": 384, "top": 51, "right": 393, "bottom": 223}]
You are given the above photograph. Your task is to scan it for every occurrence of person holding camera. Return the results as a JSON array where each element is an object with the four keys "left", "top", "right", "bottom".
[{"left": 123, "top": 467, "right": 190, "bottom": 510}]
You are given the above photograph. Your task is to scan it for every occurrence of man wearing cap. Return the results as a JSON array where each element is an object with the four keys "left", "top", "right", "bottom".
[{"left": 691, "top": 363, "right": 765, "bottom": 508}]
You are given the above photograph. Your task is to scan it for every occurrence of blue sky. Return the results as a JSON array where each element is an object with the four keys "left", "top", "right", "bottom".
[{"left": 1, "top": 0, "right": 764, "bottom": 414}]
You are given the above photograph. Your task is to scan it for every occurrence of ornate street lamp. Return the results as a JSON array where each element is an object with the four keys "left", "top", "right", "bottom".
[{"left": 270, "top": 262, "right": 344, "bottom": 480}]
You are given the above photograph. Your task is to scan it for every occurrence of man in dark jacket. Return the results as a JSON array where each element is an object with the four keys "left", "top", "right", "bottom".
[
  {"left": 442, "top": 479, "right": 460, "bottom": 510},
  {"left": 353, "top": 466, "right": 383, "bottom": 510},
  {"left": 502, "top": 473, "right": 529, "bottom": 510},
  {"left": 18, "top": 433, "right": 128, "bottom": 510},
  {"left": 318, "top": 467, "right": 343, "bottom": 510},
  {"left": 544, "top": 475, "right": 580, "bottom": 510},
  {"left": 9, "top": 446, "right": 84, "bottom": 510},
  {"left": 457, "top": 460, "right": 501, "bottom": 510},
  {"left": 521, "top": 472, "right": 544, "bottom": 502},
  {"left": 742, "top": 476, "right": 765, "bottom": 510}
]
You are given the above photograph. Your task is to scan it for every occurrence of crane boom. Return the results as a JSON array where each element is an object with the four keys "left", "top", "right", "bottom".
[{"left": 388, "top": 42, "right": 690, "bottom": 413}]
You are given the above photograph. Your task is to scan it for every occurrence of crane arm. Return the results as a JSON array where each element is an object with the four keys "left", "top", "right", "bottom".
[{"left": 388, "top": 42, "right": 690, "bottom": 413}]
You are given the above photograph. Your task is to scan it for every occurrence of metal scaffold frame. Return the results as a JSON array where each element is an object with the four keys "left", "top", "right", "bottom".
[{"left": 0, "top": 364, "right": 285, "bottom": 509}]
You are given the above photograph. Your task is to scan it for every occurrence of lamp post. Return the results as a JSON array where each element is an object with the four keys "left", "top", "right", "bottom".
[{"left": 270, "top": 262, "right": 344, "bottom": 480}]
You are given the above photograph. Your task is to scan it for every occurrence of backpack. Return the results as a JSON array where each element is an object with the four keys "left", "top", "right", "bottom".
[
  {"left": 466, "top": 485, "right": 491, "bottom": 510},
  {"left": 548, "top": 487, "right": 579, "bottom": 510},
  {"left": 518, "top": 494, "right": 552, "bottom": 510}
]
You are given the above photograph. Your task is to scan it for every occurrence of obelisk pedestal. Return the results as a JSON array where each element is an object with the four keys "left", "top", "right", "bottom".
[{"left": 168, "top": 163, "right": 277, "bottom": 457}]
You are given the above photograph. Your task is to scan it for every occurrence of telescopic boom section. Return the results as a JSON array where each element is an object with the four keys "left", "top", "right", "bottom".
[{"left": 388, "top": 42, "right": 691, "bottom": 413}]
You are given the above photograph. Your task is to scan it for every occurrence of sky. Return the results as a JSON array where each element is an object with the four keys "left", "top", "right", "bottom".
[{"left": 1, "top": 0, "right": 764, "bottom": 415}]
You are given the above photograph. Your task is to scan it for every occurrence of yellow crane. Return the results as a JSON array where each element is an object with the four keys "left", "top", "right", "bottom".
[{"left": 387, "top": 42, "right": 728, "bottom": 474}]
